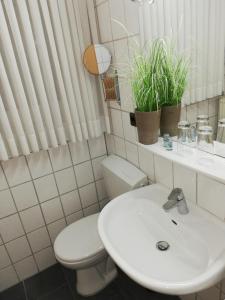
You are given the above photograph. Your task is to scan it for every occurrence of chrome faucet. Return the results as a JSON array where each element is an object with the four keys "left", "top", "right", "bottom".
[{"left": 163, "top": 188, "right": 189, "bottom": 214}]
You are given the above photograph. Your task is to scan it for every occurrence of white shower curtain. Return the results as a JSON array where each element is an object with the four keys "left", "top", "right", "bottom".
[
  {"left": 139, "top": 0, "right": 225, "bottom": 105},
  {"left": 0, "top": 0, "right": 109, "bottom": 161}
]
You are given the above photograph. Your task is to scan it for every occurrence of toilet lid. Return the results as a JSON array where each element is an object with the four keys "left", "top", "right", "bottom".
[{"left": 54, "top": 213, "right": 105, "bottom": 263}]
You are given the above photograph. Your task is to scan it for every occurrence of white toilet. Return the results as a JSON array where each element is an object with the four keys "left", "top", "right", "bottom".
[{"left": 54, "top": 155, "right": 147, "bottom": 296}]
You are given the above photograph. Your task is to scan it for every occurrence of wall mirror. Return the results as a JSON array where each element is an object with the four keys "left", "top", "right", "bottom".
[{"left": 83, "top": 44, "right": 111, "bottom": 75}]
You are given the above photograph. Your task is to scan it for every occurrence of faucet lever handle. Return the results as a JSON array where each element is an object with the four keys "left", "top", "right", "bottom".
[{"left": 168, "top": 188, "right": 183, "bottom": 201}]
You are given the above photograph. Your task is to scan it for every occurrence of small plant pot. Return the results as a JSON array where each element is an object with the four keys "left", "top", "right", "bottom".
[
  {"left": 160, "top": 104, "right": 181, "bottom": 137},
  {"left": 135, "top": 110, "right": 161, "bottom": 145}
]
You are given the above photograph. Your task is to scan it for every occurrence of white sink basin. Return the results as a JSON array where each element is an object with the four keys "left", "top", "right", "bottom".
[{"left": 98, "top": 184, "right": 225, "bottom": 295}]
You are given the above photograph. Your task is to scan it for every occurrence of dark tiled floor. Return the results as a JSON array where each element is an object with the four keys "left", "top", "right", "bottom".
[{"left": 0, "top": 264, "right": 180, "bottom": 300}]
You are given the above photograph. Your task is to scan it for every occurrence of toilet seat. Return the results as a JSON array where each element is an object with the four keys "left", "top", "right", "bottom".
[{"left": 54, "top": 213, "right": 106, "bottom": 268}]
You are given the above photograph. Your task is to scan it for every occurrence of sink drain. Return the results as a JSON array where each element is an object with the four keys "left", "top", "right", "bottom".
[{"left": 156, "top": 241, "right": 170, "bottom": 251}]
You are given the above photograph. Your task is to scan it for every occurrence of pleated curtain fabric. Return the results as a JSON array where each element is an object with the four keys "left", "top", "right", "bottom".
[
  {"left": 0, "top": 0, "right": 108, "bottom": 161},
  {"left": 139, "top": 0, "right": 225, "bottom": 105}
]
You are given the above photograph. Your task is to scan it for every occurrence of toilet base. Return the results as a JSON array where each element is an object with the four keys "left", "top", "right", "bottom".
[{"left": 76, "top": 257, "right": 117, "bottom": 296}]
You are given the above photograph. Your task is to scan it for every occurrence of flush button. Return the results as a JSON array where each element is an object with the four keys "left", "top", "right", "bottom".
[{"left": 156, "top": 241, "right": 170, "bottom": 251}]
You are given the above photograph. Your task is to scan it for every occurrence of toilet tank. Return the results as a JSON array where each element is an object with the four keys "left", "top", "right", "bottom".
[{"left": 101, "top": 155, "right": 148, "bottom": 200}]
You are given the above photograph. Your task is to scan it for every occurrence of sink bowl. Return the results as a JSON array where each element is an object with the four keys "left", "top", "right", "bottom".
[{"left": 98, "top": 184, "right": 225, "bottom": 295}]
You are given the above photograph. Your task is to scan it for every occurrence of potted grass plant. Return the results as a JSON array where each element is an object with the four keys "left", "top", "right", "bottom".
[
  {"left": 159, "top": 42, "right": 189, "bottom": 136},
  {"left": 131, "top": 40, "right": 163, "bottom": 144}
]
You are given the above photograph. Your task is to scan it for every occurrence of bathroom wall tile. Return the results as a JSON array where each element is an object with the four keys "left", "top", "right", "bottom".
[
  {"left": 0, "top": 246, "right": 11, "bottom": 269},
  {"left": 49, "top": 145, "right": 72, "bottom": 172},
  {"left": 187, "top": 103, "right": 198, "bottom": 124},
  {"left": 120, "top": 83, "right": 134, "bottom": 113},
  {"left": 0, "top": 266, "right": 19, "bottom": 292},
  {"left": 79, "top": 183, "right": 98, "bottom": 208},
  {"left": 55, "top": 167, "right": 77, "bottom": 195},
  {"left": 34, "top": 247, "right": 56, "bottom": 271},
  {"left": 92, "top": 156, "right": 106, "bottom": 180},
  {"left": 41, "top": 198, "right": 64, "bottom": 224},
  {"left": 173, "top": 163, "right": 197, "bottom": 203},
  {"left": 124, "top": 0, "right": 140, "bottom": 35},
  {"left": 0, "top": 214, "right": 24, "bottom": 243},
  {"left": 0, "top": 167, "right": 8, "bottom": 191},
  {"left": 0, "top": 237, "right": 3, "bottom": 245},
  {"left": 20, "top": 206, "right": 45, "bottom": 233},
  {"left": 69, "top": 141, "right": 90, "bottom": 165},
  {"left": 61, "top": 190, "right": 81, "bottom": 216},
  {"left": 138, "top": 146, "right": 155, "bottom": 182},
  {"left": 88, "top": 135, "right": 107, "bottom": 158},
  {"left": 11, "top": 182, "right": 38, "bottom": 211},
  {"left": 114, "top": 38, "right": 129, "bottom": 65},
  {"left": 209, "top": 97, "right": 219, "bottom": 116},
  {"left": 180, "top": 294, "right": 196, "bottom": 300},
  {"left": 125, "top": 141, "right": 139, "bottom": 167},
  {"left": 2, "top": 157, "right": 31, "bottom": 187},
  {"left": 114, "top": 136, "right": 126, "bottom": 158},
  {"left": 6, "top": 236, "right": 31, "bottom": 263},
  {"left": 122, "top": 112, "right": 137, "bottom": 143},
  {"left": 34, "top": 174, "right": 58, "bottom": 202},
  {"left": 105, "top": 134, "right": 116, "bottom": 154},
  {"left": 74, "top": 161, "right": 94, "bottom": 187},
  {"left": 66, "top": 210, "right": 83, "bottom": 225},
  {"left": 14, "top": 256, "right": 38, "bottom": 281},
  {"left": 198, "top": 99, "right": 209, "bottom": 115},
  {"left": 197, "top": 174, "right": 225, "bottom": 220},
  {"left": 110, "top": 109, "right": 124, "bottom": 138},
  {"left": 99, "top": 199, "right": 110, "bottom": 210},
  {"left": 154, "top": 155, "right": 173, "bottom": 189},
  {"left": 83, "top": 203, "right": 100, "bottom": 217},
  {"left": 96, "top": 179, "right": 108, "bottom": 201},
  {"left": 27, "top": 227, "right": 51, "bottom": 253},
  {"left": 27, "top": 151, "right": 52, "bottom": 179},
  {"left": 109, "top": 0, "right": 126, "bottom": 40},
  {"left": 97, "top": 2, "right": 112, "bottom": 43},
  {"left": 47, "top": 218, "right": 66, "bottom": 243},
  {"left": 0, "top": 190, "right": 16, "bottom": 218}
]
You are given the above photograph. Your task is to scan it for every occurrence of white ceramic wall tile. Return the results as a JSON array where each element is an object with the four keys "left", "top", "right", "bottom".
[
  {"left": 0, "top": 266, "right": 19, "bottom": 292},
  {"left": 0, "top": 214, "right": 24, "bottom": 243},
  {"left": 99, "top": 199, "right": 110, "bottom": 210},
  {"left": 41, "top": 198, "right": 64, "bottom": 224},
  {"left": 110, "top": 109, "right": 124, "bottom": 138},
  {"left": 74, "top": 161, "right": 94, "bottom": 187},
  {"left": 0, "top": 237, "right": 3, "bottom": 245},
  {"left": 138, "top": 146, "right": 155, "bottom": 182},
  {"left": 27, "top": 151, "right": 52, "bottom": 179},
  {"left": 14, "top": 256, "right": 38, "bottom": 281},
  {"left": 0, "top": 190, "right": 16, "bottom": 218},
  {"left": 66, "top": 210, "right": 83, "bottom": 225},
  {"left": 34, "top": 174, "right": 58, "bottom": 202},
  {"left": 125, "top": 141, "right": 139, "bottom": 166},
  {"left": 209, "top": 97, "right": 219, "bottom": 116},
  {"left": 92, "top": 156, "right": 106, "bottom": 180},
  {"left": 34, "top": 247, "right": 56, "bottom": 271},
  {"left": 109, "top": 0, "right": 126, "bottom": 40},
  {"left": 6, "top": 236, "right": 31, "bottom": 263},
  {"left": 88, "top": 135, "right": 106, "bottom": 158},
  {"left": 97, "top": 2, "right": 112, "bottom": 43},
  {"left": 187, "top": 104, "right": 198, "bottom": 124},
  {"left": 122, "top": 112, "right": 137, "bottom": 143},
  {"left": 198, "top": 100, "right": 209, "bottom": 115},
  {"left": 27, "top": 227, "right": 51, "bottom": 253},
  {"left": 69, "top": 141, "right": 90, "bottom": 165},
  {"left": 123, "top": 0, "right": 140, "bottom": 35},
  {"left": 49, "top": 145, "right": 72, "bottom": 172},
  {"left": 114, "top": 136, "right": 126, "bottom": 158},
  {"left": 96, "top": 179, "right": 108, "bottom": 201},
  {"left": 60, "top": 190, "right": 81, "bottom": 216},
  {"left": 47, "top": 218, "right": 66, "bottom": 243},
  {"left": 173, "top": 163, "right": 197, "bottom": 203},
  {"left": 79, "top": 183, "right": 98, "bottom": 208},
  {"left": 105, "top": 134, "right": 116, "bottom": 154},
  {"left": 120, "top": 82, "right": 134, "bottom": 112},
  {"left": 198, "top": 174, "right": 225, "bottom": 220},
  {"left": 20, "top": 206, "right": 45, "bottom": 233},
  {"left": 0, "top": 246, "right": 11, "bottom": 269},
  {"left": 154, "top": 155, "right": 173, "bottom": 189},
  {"left": 0, "top": 167, "right": 8, "bottom": 191},
  {"left": 2, "top": 157, "right": 31, "bottom": 187},
  {"left": 11, "top": 182, "right": 38, "bottom": 211},
  {"left": 114, "top": 38, "right": 129, "bottom": 65},
  {"left": 55, "top": 167, "right": 77, "bottom": 195},
  {"left": 83, "top": 203, "right": 100, "bottom": 217}
]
